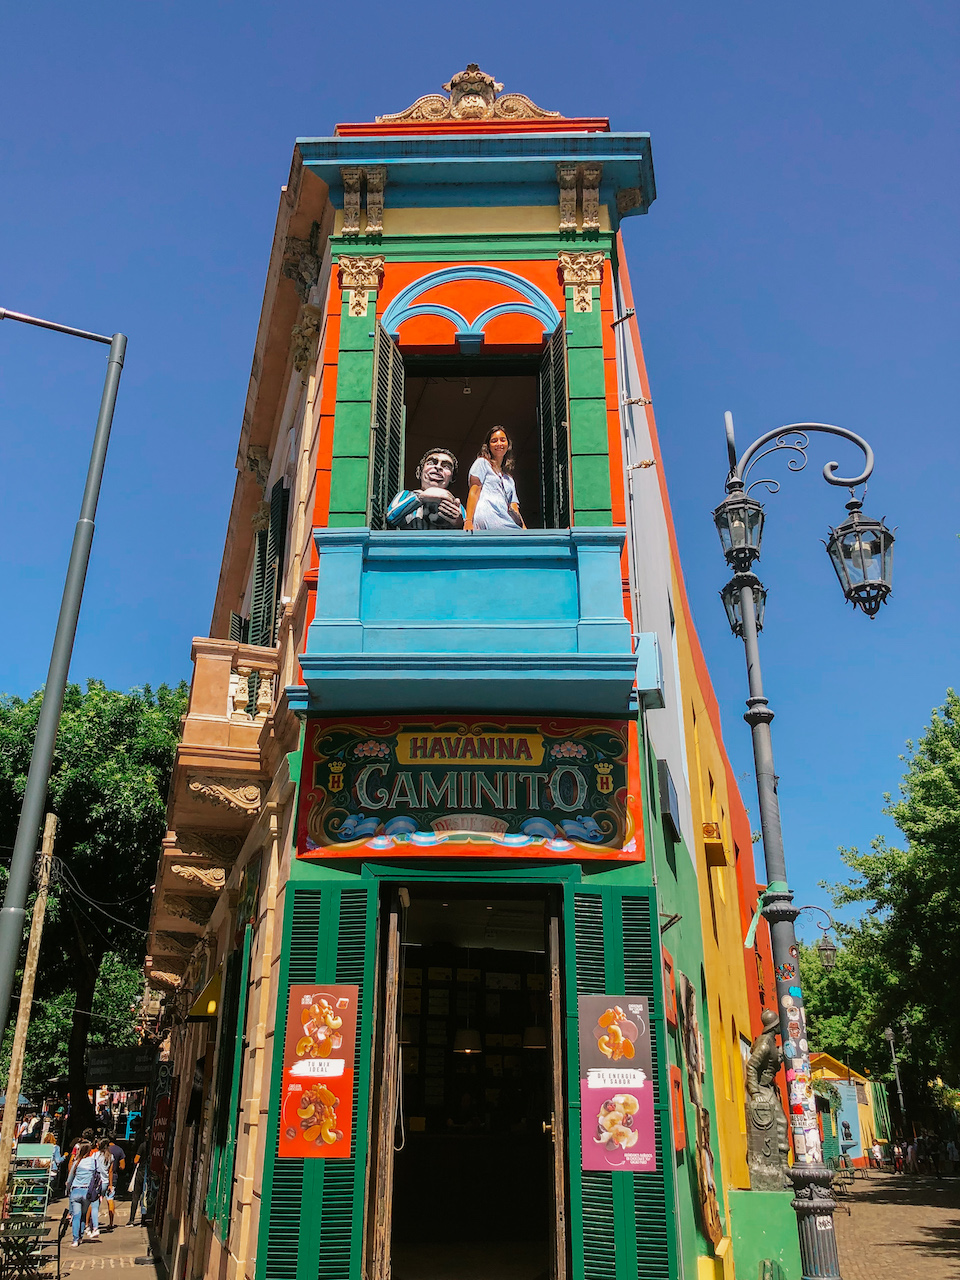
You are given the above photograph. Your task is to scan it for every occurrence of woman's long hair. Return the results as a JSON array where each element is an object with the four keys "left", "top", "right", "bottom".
[
  {"left": 75, "top": 1142, "right": 92, "bottom": 1162},
  {"left": 478, "top": 426, "right": 515, "bottom": 474}
]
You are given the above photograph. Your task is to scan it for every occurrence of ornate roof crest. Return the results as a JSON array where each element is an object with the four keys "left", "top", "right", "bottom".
[{"left": 376, "top": 64, "right": 562, "bottom": 125}]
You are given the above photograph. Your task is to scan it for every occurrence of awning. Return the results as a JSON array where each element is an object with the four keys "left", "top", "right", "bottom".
[{"left": 187, "top": 969, "right": 222, "bottom": 1021}]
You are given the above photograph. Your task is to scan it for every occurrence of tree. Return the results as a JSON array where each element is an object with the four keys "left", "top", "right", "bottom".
[
  {"left": 0, "top": 680, "right": 187, "bottom": 1136},
  {"left": 813, "top": 689, "right": 960, "bottom": 1122}
]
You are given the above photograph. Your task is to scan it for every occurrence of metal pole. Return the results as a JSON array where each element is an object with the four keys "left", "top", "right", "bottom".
[
  {"left": 0, "top": 814, "right": 57, "bottom": 1209},
  {"left": 0, "top": 321, "right": 126, "bottom": 1037},
  {"left": 738, "top": 581, "right": 842, "bottom": 1279},
  {"left": 884, "top": 1030, "right": 907, "bottom": 1132}
]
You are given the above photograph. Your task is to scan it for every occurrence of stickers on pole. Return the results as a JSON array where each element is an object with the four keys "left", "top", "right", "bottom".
[
  {"left": 578, "top": 995, "right": 656, "bottom": 1171},
  {"left": 278, "top": 984, "right": 358, "bottom": 1159}
]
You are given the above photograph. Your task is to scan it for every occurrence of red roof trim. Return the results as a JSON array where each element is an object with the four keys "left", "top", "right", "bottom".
[{"left": 334, "top": 117, "right": 611, "bottom": 137}]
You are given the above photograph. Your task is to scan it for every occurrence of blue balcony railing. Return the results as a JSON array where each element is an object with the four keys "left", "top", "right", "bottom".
[{"left": 287, "top": 528, "right": 663, "bottom": 716}]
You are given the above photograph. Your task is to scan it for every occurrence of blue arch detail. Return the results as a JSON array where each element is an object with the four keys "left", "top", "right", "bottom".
[{"left": 381, "top": 264, "right": 562, "bottom": 343}]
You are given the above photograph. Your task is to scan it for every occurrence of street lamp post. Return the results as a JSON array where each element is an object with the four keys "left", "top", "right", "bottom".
[
  {"left": 714, "top": 412, "right": 894, "bottom": 1280},
  {"left": 0, "top": 308, "right": 126, "bottom": 1039},
  {"left": 883, "top": 1027, "right": 907, "bottom": 1133}
]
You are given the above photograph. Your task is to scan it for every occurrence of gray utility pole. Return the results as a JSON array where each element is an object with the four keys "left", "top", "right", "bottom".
[
  {"left": 0, "top": 309, "right": 126, "bottom": 1038},
  {"left": 713, "top": 411, "right": 894, "bottom": 1280}
]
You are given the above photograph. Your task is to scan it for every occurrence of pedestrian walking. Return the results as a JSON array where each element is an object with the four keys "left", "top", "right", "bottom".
[
  {"left": 127, "top": 1139, "right": 147, "bottom": 1226},
  {"left": 64, "top": 1141, "right": 108, "bottom": 1246}
]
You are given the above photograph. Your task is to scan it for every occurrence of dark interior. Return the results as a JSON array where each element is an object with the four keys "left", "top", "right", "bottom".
[
  {"left": 403, "top": 370, "right": 542, "bottom": 528},
  {"left": 389, "top": 891, "right": 554, "bottom": 1280}
]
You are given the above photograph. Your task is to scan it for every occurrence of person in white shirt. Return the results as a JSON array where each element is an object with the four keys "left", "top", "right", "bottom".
[{"left": 464, "top": 427, "right": 525, "bottom": 532}]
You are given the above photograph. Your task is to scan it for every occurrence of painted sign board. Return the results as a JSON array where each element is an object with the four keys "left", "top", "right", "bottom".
[
  {"left": 578, "top": 995, "right": 656, "bottom": 1172},
  {"left": 297, "top": 716, "right": 639, "bottom": 860},
  {"left": 278, "top": 984, "right": 358, "bottom": 1159}
]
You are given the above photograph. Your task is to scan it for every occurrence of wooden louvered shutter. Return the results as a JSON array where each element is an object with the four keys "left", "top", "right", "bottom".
[
  {"left": 256, "top": 885, "right": 378, "bottom": 1280},
  {"left": 368, "top": 324, "right": 405, "bottom": 530},
  {"left": 229, "top": 611, "right": 249, "bottom": 643},
  {"left": 250, "top": 480, "right": 289, "bottom": 648},
  {"left": 565, "top": 886, "right": 677, "bottom": 1280},
  {"left": 539, "top": 322, "right": 571, "bottom": 530},
  {"left": 205, "top": 934, "right": 249, "bottom": 1231}
]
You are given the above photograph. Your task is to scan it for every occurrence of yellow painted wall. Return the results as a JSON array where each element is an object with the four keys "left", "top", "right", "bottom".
[
  {"left": 331, "top": 204, "right": 612, "bottom": 236},
  {"left": 671, "top": 562, "right": 756, "bottom": 1200}
]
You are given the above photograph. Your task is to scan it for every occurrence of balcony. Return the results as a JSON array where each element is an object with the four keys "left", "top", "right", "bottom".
[
  {"left": 289, "top": 528, "right": 664, "bottom": 716},
  {"left": 145, "top": 638, "right": 282, "bottom": 991}
]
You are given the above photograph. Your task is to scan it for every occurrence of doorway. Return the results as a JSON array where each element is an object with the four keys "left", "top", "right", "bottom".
[{"left": 367, "top": 886, "right": 567, "bottom": 1280}]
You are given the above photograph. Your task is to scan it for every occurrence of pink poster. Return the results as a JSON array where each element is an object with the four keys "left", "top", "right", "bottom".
[{"left": 578, "top": 995, "right": 657, "bottom": 1172}]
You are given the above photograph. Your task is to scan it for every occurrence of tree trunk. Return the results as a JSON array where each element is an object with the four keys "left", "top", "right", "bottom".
[{"left": 64, "top": 907, "right": 103, "bottom": 1144}]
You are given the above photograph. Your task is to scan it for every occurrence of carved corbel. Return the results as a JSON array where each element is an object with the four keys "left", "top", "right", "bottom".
[
  {"left": 282, "top": 225, "right": 322, "bottom": 302},
  {"left": 291, "top": 303, "right": 324, "bottom": 373},
  {"left": 165, "top": 895, "right": 219, "bottom": 927},
  {"left": 581, "top": 164, "right": 603, "bottom": 232},
  {"left": 251, "top": 500, "right": 270, "bottom": 533},
  {"left": 341, "top": 167, "right": 362, "bottom": 236},
  {"left": 557, "top": 250, "right": 605, "bottom": 313},
  {"left": 155, "top": 931, "right": 199, "bottom": 957},
  {"left": 187, "top": 775, "right": 263, "bottom": 814},
  {"left": 171, "top": 864, "right": 227, "bottom": 891},
  {"left": 146, "top": 970, "right": 183, "bottom": 992},
  {"left": 557, "top": 164, "right": 578, "bottom": 233},
  {"left": 245, "top": 446, "right": 270, "bottom": 490},
  {"left": 365, "top": 167, "right": 386, "bottom": 235},
  {"left": 617, "top": 188, "right": 644, "bottom": 217},
  {"left": 171, "top": 830, "right": 242, "bottom": 865},
  {"left": 338, "top": 255, "right": 386, "bottom": 319}
]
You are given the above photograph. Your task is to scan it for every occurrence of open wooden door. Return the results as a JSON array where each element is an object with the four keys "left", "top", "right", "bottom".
[
  {"left": 366, "top": 891, "right": 402, "bottom": 1280},
  {"left": 547, "top": 909, "right": 569, "bottom": 1280}
]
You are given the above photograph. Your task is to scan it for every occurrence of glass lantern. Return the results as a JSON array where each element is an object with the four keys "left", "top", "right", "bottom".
[
  {"left": 816, "top": 934, "right": 838, "bottom": 971},
  {"left": 720, "top": 574, "right": 766, "bottom": 638},
  {"left": 713, "top": 490, "right": 765, "bottom": 571},
  {"left": 825, "top": 499, "right": 895, "bottom": 617}
]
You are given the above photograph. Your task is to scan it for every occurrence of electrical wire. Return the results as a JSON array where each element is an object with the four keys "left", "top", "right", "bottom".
[
  {"left": 52, "top": 857, "right": 151, "bottom": 909},
  {"left": 10, "top": 993, "right": 141, "bottom": 1027},
  {"left": 52, "top": 867, "right": 148, "bottom": 936}
]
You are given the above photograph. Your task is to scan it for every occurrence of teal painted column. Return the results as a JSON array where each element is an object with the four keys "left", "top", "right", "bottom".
[
  {"left": 328, "top": 257, "right": 383, "bottom": 528},
  {"left": 559, "top": 251, "right": 613, "bottom": 527}
]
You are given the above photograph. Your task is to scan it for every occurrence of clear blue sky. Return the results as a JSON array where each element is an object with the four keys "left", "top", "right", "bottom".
[{"left": 1, "top": 2, "right": 956, "bottom": 927}]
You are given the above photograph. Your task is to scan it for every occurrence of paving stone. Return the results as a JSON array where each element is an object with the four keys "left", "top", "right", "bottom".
[{"left": 834, "top": 1170, "right": 960, "bottom": 1280}]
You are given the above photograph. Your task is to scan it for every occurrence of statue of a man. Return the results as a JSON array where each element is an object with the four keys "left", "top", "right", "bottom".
[
  {"left": 745, "top": 1009, "right": 791, "bottom": 1190},
  {"left": 386, "top": 448, "right": 465, "bottom": 530}
]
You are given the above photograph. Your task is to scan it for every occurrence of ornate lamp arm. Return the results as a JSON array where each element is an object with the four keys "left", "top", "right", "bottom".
[{"left": 725, "top": 412, "right": 875, "bottom": 495}]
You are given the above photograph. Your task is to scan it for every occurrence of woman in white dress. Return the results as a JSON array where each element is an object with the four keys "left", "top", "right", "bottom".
[{"left": 464, "top": 427, "right": 526, "bottom": 531}]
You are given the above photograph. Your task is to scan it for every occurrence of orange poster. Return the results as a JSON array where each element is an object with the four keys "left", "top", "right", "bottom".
[{"left": 278, "top": 984, "right": 358, "bottom": 1159}]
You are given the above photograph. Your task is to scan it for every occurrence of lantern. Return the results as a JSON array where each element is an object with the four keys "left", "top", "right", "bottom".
[
  {"left": 825, "top": 498, "right": 895, "bottom": 617},
  {"left": 720, "top": 574, "right": 766, "bottom": 638},
  {"left": 713, "top": 490, "right": 765, "bottom": 571}
]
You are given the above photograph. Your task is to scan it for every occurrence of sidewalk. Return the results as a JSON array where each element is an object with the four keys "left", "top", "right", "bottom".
[
  {"left": 834, "top": 1170, "right": 960, "bottom": 1280},
  {"left": 45, "top": 1196, "right": 161, "bottom": 1276}
]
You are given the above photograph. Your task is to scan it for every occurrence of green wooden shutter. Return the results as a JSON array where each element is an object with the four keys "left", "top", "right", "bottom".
[
  {"left": 367, "top": 325, "right": 405, "bottom": 530},
  {"left": 257, "top": 884, "right": 378, "bottom": 1280},
  {"left": 214, "top": 924, "right": 253, "bottom": 1237},
  {"left": 250, "top": 481, "right": 289, "bottom": 649},
  {"left": 565, "top": 886, "right": 676, "bottom": 1280},
  {"left": 229, "top": 611, "right": 250, "bottom": 643},
  {"left": 539, "top": 322, "right": 572, "bottom": 530},
  {"left": 205, "top": 944, "right": 244, "bottom": 1225}
]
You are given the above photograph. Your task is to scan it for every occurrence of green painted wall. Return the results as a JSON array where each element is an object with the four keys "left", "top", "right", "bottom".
[
  {"left": 565, "top": 295, "right": 613, "bottom": 526},
  {"left": 328, "top": 295, "right": 376, "bottom": 527},
  {"left": 727, "top": 1190, "right": 802, "bottom": 1280}
]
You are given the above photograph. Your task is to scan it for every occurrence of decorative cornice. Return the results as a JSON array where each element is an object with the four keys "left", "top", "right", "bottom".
[
  {"left": 251, "top": 500, "right": 270, "bottom": 533},
  {"left": 365, "top": 166, "right": 386, "bottom": 235},
  {"left": 376, "top": 64, "right": 562, "bottom": 125},
  {"left": 165, "top": 894, "right": 218, "bottom": 926},
  {"left": 557, "top": 250, "right": 605, "bottom": 312},
  {"left": 171, "top": 864, "right": 227, "bottom": 891},
  {"left": 337, "top": 255, "right": 385, "bottom": 318},
  {"left": 616, "top": 187, "right": 644, "bottom": 217},
  {"left": 187, "top": 775, "right": 263, "bottom": 814}
]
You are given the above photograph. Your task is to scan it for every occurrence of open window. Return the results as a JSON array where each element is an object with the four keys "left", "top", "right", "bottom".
[{"left": 367, "top": 323, "right": 570, "bottom": 531}]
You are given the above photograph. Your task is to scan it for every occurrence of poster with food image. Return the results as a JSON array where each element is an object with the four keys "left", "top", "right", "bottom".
[
  {"left": 578, "top": 995, "right": 657, "bottom": 1172},
  {"left": 278, "top": 984, "right": 358, "bottom": 1159}
]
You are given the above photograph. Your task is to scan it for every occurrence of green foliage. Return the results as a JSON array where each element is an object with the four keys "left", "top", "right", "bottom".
[
  {"left": 0, "top": 953, "right": 144, "bottom": 1096},
  {"left": 0, "top": 679, "right": 187, "bottom": 1129},
  {"left": 811, "top": 690, "right": 960, "bottom": 1120}
]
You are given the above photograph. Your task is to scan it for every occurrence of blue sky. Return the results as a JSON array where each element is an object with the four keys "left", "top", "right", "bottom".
[{"left": 1, "top": 1, "right": 956, "bottom": 926}]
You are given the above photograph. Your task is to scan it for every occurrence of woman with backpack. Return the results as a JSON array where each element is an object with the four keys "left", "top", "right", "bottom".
[{"left": 64, "top": 1141, "right": 108, "bottom": 1246}]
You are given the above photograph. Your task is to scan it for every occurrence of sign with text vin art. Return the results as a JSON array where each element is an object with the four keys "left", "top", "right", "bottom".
[
  {"left": 578, "top": 995, "right": 656, "bottom": 1172},
  {"left": 278, "top": 985, "right": 358, "bottom": 1159},
  {"left": 297, "top": 716, "right": 638, "bottom": 861}
]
